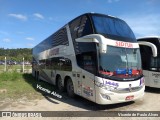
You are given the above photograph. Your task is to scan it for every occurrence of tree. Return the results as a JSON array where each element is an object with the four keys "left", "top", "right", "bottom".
[{"left": 0, "top": 48, "right": 32, "bottom": 62}]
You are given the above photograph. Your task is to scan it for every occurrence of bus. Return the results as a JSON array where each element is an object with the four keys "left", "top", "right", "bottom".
[
  {"left": 32, "top": 13, "right": 147, "bottom": 105},
  {"left": 138, "top": 36, "right": 159, "bottom": 88}
]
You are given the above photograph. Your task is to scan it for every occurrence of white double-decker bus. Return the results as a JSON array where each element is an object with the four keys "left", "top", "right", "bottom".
[
  {"left": 138, "top": 36, "right": 159, "bottom": 88},
  {"left": 32, "top": 13, "right": 145, "bottom": 104}
]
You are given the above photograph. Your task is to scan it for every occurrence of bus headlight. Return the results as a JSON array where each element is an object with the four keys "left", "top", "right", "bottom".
[{"left": 100, "top": 93, "right": 111, "bottom": 100}]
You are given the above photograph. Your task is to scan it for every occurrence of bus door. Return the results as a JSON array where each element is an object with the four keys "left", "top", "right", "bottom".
[
  {"left": 81, "top": 69, "right": 95, "bottom": 102},
  {"left": 75, "top": 38, "right": 98, "bottom": 101},
  {"left": 74, "top": 71, "right": 82, "bottom": 96},
  {"left": 81, "top": 53, "right": 96, "bottom": 102}
]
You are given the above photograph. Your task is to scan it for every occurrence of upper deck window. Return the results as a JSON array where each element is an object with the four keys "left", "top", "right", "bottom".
[
  {"left": 69, "top": 15, "right": 93, "bottom": 40},
  {"left": 92, "top": 15, "right": 136, "bottom": 42}
]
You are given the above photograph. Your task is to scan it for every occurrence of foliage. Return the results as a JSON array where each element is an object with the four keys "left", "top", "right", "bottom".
[{"left": 0, "top": 48, "right": 32, "bottom": 62}]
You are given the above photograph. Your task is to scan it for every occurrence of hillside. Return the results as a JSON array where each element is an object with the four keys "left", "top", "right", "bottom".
[{"left": 0, "top": 48, "right": 32, "bottom": 62}]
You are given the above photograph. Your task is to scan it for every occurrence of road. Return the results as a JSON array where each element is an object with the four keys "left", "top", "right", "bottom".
[{"left": 0, "top": 87, "right": 160, "bottom": 120}]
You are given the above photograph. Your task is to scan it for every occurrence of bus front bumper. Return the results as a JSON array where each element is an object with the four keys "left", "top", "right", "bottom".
[{"left": 95, "top": 85, "right": 145, "bottom": 105}]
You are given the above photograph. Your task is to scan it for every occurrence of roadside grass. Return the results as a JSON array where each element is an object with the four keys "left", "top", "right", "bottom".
[
  {"left": 0, "top": 65, "right": 31, "bottom": 72},
  {"left": 0, "top": 72, "right": 57, "bottom": 101}
]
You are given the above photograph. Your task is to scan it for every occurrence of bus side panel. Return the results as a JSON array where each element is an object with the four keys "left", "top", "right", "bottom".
[
  {"left": 149, "top": 71, "right": 160, "bottom": 88},
  {"left": 143, "top": 70, "right": 150, "bottom": 86},
  {"left": 81, "top": 70, "right": 96, "bottom": 102}
]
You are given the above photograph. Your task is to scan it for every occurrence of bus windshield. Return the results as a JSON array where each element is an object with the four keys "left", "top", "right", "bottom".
[
  {"left": 150, "top": 55, "right": 160, "bottom": 69},
  {"left": 99, "top": 46, "right": 142, "bottom": 81},
  {"left": 138, "top": 38, "right": 160, "bottom": 72},
  {"left": 92, "top": 15, "right": 136, "bottom": 41}
]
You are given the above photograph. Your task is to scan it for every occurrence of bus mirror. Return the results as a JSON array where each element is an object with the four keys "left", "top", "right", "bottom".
[
  {"left": 138, "top": 41, "right": 157, "bottom": 57},
  {"left": 100, "top": 44, "right": 107, "bottom": 53}
]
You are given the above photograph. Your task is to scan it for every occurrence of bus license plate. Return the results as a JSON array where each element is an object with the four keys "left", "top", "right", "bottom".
[{"left": 125, "top": 95, "right": 134, "bottom": 100}]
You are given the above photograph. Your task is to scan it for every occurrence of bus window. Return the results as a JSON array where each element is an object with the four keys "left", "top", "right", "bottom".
[
  {"left": 46, "top": 59, "right": 51, "bottom": 69},
  {"left": 39, "top": 59, "right": 46, "bottom": 69},
  {"left": 92, "top": 15, "right": 136, "bottom": 42},
  {"left": 76, "top": 52, "right": 96, "bottom": 74},
  {"left": 70, "top": 15, "right": 93, "bottom": 41},
  {"left": 139, "top": 45, "right": 152, "bottom": 70},
  {"left": 76, "top": 42, "right": 97, "bottom": 74},
  {"left": 150, "top": 55, "right": 160, "bottom": 70},
  {"left": 51, "top": 57, "right": 72, "bottom": 71},
  {"left": 60, "top": 57, "right": 72, "bottom": 71}
]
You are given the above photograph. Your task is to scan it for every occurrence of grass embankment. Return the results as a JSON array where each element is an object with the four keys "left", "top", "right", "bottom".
[
  {"left": 0, "top": 65, "right": 32, "bottom": 72},
  {"left": 0, "top": 72, "right": 56, "bottom": 101}
]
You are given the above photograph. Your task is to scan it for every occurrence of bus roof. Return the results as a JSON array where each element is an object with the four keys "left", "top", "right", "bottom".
[
  {"left": 137, "top": 36, "right": 160, "bottom": 44},
  {"left": 34, "top": 13, "right": 123, "bottom": 49},
  {"left": 137, "top": 36, "right": 160, "bottom": 54},
  {"left": 68, "top": 12, "right": 120, "bottom": 24},
  {"left": 137, "top": 36, "right": 160, "bottom": 40}
]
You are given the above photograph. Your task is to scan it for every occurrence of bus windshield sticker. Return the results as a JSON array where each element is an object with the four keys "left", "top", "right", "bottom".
[{"left": 116, "top": 68, "right": 127, "bottom": 74}]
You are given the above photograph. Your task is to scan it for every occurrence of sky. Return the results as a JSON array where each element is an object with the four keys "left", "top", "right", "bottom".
[{"left": 0, "top": 0, "right": 160, "bottom": 49}]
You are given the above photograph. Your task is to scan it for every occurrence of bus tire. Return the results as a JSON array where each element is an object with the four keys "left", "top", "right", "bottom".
[
  {"left": 67, "top": 78, "right": 75, "bottom": 97},
  {"left": 36, "top": 71, "right": 40, "bottom": 82},
  {"left": 57, "top": 76, "right": 64, "bottom": 92},
  {"left": 35, "top": 71, "right": 37, "bottom": 79}
]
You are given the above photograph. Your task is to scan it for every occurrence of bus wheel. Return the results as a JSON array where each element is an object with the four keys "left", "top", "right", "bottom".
[
  {"left": 57, "top": 76, "right": 64, "bottom": 92},
  {"left": 67, "top": 78, "right": 75, "bottom": 97},
  {"left": 36, "top": 71, "right": 40, "bottom": 82}
]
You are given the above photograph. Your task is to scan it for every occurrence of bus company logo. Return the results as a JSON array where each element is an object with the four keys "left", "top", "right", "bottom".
[
  {"left": 105, "top": 81, "right": 119, "bottom": 87},
  {"left": 2, "top": 112, "right": 11, "bottom": 117},
  {"left": 115, "top": 41, "right": 133, "bottom": 48},
  {"left": 49, "top": 48, "right": 59, "bottom": 56},
  {"left": 152, "top": 73, "right": 160, "bottom": 78},
  {"left": 83, "top": 86, "right": 93, "bottom": 97},
  {"left": 129, "top": 84, "right": 132, "bottom": 92}
]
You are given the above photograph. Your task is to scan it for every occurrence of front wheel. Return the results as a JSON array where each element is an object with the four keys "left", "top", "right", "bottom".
[{"left": 67, "top": 79, "right": 75, "bottom": 97}]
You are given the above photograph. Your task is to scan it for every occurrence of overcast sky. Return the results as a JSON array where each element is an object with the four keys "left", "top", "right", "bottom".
[{"left": 0, "top": 0, "right": 159, "bottom": 48}]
